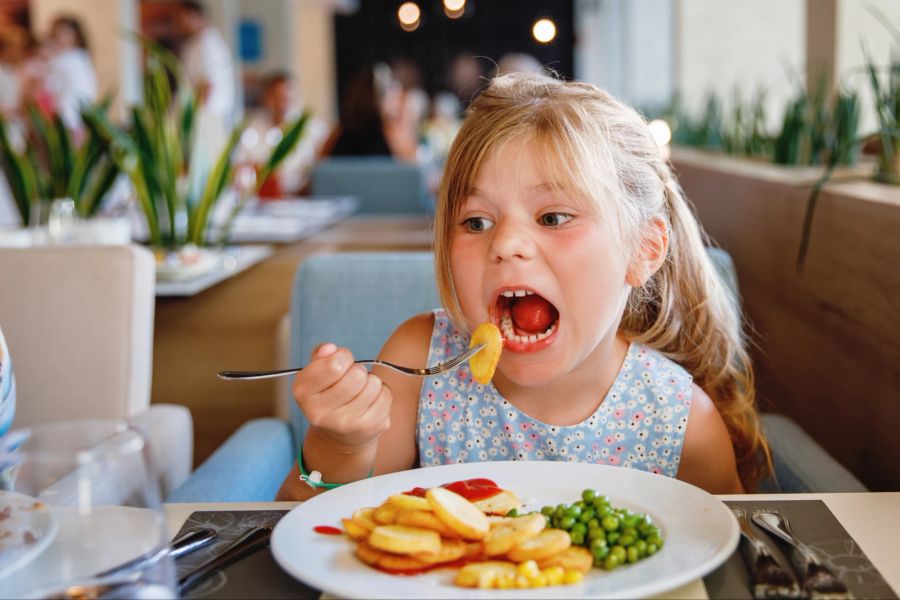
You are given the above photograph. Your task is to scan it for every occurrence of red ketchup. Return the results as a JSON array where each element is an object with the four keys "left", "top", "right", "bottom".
[
  {"left": 313, "top": 525, "right": 343, "bottom": 535},
  {"left": 402, "top": 477, "right": 502, "bottom": 502}
]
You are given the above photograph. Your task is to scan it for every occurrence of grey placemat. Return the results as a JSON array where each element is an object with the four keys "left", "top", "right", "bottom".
[
  {"left": 706, "top": 500, "right": 896, "bottom": 599},
  {"left": 172, "top": 500, "right": 896, "bottom": 599}
]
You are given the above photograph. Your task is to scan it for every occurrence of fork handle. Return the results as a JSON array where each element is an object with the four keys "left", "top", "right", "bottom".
[{"left": 217, "top": 361, "right": 377, "bottom": 380}]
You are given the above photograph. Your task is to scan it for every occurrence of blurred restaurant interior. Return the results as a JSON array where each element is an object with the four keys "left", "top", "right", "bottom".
[{"left": 0, "top": 0, "right": 899, "bottom": 505}]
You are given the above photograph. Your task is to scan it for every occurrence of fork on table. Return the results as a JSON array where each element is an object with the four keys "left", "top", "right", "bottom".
[{"left": 217, "top": 343, "right": 486, "bottom": 380}]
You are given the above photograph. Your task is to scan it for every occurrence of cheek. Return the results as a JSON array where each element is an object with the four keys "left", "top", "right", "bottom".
[{"left": 449, "top": 239, "right": 481, "bottom": 310}]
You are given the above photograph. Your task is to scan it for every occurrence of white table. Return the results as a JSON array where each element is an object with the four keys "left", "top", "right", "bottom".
[
  {"left": 155, "top": 245, "right": 274, "bottom": 297},
  {"left": 164, "top": 492, "right": 900, "bottom": 599}
]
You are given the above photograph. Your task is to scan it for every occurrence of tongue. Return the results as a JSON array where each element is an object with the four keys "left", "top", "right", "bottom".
[{"left": 510, "top": 295, "right": 558, "bottom": 334}]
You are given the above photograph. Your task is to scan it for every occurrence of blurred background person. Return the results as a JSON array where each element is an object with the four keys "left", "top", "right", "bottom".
[
  {"left": 497, "top": 52, "right": 546, "bottom": 77},
  {"left": 0, "top": 25, "right": 29, "bottom": 119},
  {"left": 237, "top": 71, "right": 329, "bottom": 198},
  {"left": 43, "top": 15, "right": 97, "bottom": 132},
  {"left": 322, "top": 63, "right": 416, "bottom": 161},
  {"left": 173, "top": 0, "right": 236, "bottom": 156},
  {"left": 448, "top": 52, "right": 487, "bottom": 113}
]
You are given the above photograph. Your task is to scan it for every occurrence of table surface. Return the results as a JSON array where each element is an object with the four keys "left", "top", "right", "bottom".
[{"left": 164, "top": 491, "right": 900, "bottom": 600}]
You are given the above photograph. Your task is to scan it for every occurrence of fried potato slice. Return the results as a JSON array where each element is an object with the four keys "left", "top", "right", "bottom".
[
  {"left": 368, "top": 524, "right": 442, "bottom": 556},
  {"left": 506, "top": 528, "right": 572, "bottom": 562},
  {"left": 426, "top": 487, "right": 490, "bottom": 541},
  {"left": 469, "top": 322, "right": 503, "bottom": 384},
  {"left": 387, "top": 493, "right": 432, "bottom": 512},
  {"left": 412, "top": 538, "right": 467, "bottom": 565},
  {"left": 455, "top": 561, "right": 518, "bottom": 588},
  {"left": 373, "top": 503, "right": 398, "bottom": 525},
  {"left": 341, "top": 518, "right": 370, "bottom": 541},
  {"left": 474, "top": 490, "right": 522, "bottom": 516},
  {"left": 537, "top": 546, "right": 594, "bottom": 574},
  {"left": 356, "top": 541, "right": 430, "bottom": 572},
  {"left": 394, "top": 508, "right": 461, "bottom": 539},
  {"left": 351, "top": 507, "right": 378, "bottom": 531},
  {"left": 483, "top": 513, "right": 547, "bottom": 556}
]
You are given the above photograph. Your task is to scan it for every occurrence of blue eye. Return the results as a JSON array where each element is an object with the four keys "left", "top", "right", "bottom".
[
  {"left": 463, "top": 217, "right": 494, "bottom": 232},
  {"left": 539, "top": 212, "right": 573, "bottom": 227}
]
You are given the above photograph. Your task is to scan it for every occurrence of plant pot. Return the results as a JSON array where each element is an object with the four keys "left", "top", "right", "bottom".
[{"left": 875, "top": 139, "right": 900, "bottom": 185}]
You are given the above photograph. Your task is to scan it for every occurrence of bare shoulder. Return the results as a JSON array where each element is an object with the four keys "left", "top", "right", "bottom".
[
  {"left": 676, "top": 384, "right": 744, "bottom": 494},
  {"left": 371, "top": 312, "right": 435, "bottom": 474}
]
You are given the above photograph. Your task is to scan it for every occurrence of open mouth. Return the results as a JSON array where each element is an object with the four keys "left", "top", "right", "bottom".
[{"left": 493, "top": 288, "right": 560, "bottom": 347}]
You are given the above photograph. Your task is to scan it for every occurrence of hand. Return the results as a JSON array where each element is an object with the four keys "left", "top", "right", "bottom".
[{"left": 292, "top": 343, "right": 392, "bottom": 450}]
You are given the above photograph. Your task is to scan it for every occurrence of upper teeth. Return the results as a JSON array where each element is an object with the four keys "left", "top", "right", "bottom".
[{"left": 501, "top": 290, "right": 534, "bottom": 298}]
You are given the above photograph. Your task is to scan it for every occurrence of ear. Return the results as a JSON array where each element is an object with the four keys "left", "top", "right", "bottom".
[{"left": 626, "top": 217, "right": 669, "bottom": 287}]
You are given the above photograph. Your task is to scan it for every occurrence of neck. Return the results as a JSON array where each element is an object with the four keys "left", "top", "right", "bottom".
[{"left": 493, "top": 331, "right": 630, "bottom": 427}]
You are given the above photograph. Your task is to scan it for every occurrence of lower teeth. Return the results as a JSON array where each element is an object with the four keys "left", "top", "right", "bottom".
[{"left": 500, "top": 316, "right": 556, "bottom": 344}]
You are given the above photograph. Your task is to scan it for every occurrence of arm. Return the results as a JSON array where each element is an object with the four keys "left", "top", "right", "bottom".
[
  {"left": 676, "top": 384, "right": 744, "bottom": 494},
  {"left": 276, "top": 312, "right": 433, "bottom": 500}
]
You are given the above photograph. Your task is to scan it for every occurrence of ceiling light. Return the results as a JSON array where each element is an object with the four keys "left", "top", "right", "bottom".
[
  {"left": 398, "top": 2, "right": 421, "bottom": 31},
  {"left": 532, "top": 18, "right": 556, "bottom": 44}
]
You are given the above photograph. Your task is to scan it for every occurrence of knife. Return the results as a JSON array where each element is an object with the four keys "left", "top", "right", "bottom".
[
  {"left": 178, "top": 525, "right": 273, "bottom": 594},
  {"left": 93, "top": 526, "right": 218, "bottom": 580}
]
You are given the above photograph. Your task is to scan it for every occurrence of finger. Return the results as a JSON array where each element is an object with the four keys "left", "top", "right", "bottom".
[
  {"left": 293, "top": 347, "right": 354, "bottom": 399},
  {"left": 330, "top": 373, "right": 388, "bottom": 432},
  {"left": 318, "top": 363, "right": 370, "bottom": 407},
  {"left": 311, "top": 342, "right": 337, "bottom": 359},
  {"left": 360, "top": 382, "right": 393, "bottom": 434}
]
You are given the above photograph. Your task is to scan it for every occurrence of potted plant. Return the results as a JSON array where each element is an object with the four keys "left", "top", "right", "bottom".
[
  {"left": 83, "top": 36, "right": 308, "bottom": 250},
  {"left": 0, "top": 98, "right": 120, "bottom": 226}
]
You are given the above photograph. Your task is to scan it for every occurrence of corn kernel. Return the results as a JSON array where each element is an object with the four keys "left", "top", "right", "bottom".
[
  {"left": 529, "top": 573, "right": 549, "bottom": 587},
  {"left": 544, "top": 566, "right": 565, "bottom": 585},
  {"left": 516, "top": 575, "right": 531, "bottom": 588},
  {"left": 564, "top": 570, "right": 584, "bottom": 584},
  {"left": 517, "top": 560, "right": 540, "bottom": 579}
]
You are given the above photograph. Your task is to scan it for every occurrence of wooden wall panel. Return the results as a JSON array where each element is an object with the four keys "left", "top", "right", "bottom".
[{"left": 672, "top": 149, "right": 900, "bottom": 491}]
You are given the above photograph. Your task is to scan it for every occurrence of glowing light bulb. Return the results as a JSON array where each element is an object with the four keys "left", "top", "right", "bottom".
[
  {"left": 444, "top": 0, "right": 465, "bottom": 11},
  {"left": 648, "top": 119, "right": 672, "bottom": 148},
  {"left": 398, "top": 2, "right": 421, "bottom": 31},
  {"left": 532, "top": 18, "right": 556, "bottom": 44}
]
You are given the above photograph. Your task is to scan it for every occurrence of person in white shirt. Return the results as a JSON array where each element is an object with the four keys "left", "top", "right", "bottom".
[
  {"left": 237, "top": 71, "right": 328, "bottom": 197},
  {"left": 44, "top": 16, "right": 97, "bottom": 131}
]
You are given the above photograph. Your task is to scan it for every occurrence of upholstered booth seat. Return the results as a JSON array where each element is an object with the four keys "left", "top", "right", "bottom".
[{"left": 311, "top": 157, "right": 430, "bottom": 214}]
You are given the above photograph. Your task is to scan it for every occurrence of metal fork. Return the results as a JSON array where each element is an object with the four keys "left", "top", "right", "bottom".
[
  {"left": 217, "top": 343, "right": 486, "bottom": 380},
  {"left": 731, "top": 507, "right": 802, "bottom": 599}
]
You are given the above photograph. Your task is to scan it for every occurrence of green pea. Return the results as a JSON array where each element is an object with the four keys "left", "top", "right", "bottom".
[
  {"left": 588, "top": 527, "right": 605, "bottom": 541},
  {"left": 541, "top": 506, "right": 554, "bottom": 517},
  {"left": 602, "top": 515, "right": 620, "bottom": 531},
  {"left": 603, "top": 553, "right": 621, "bottom": 570},
  {"left": 572, "top": 522, "right": 587, "bottom": 535},
  {"left": 574, "top": 500, "right": 586, "bottom": 510},
  {"left": 627, "top": 546, "right": 640, "bottom": 563},
  {"left": 610, "top": 545, "right": 627, "bottom": 563},
  {"left": 618, "top": 533, "right": 636, "bottom": 546},
  {"left": 606, "top": 531, "right": 620, "bottom": 545},
  {"left": 579, "top": 509, "right": 595, "bottom": 523},
  {"left": 570, "top": 530, "right": 585, "bottom": 545},
  {"left": 506, "top": 508, "right": 518, "bottom": 517},
  {"left": 582, "top": 489, "right": 597, "bottom": 503},
  {"left": 647, "top": 534, "right": 664, "bottom": 549},
  {"left": 590, "top": 537, "right": 608, "bottom": 552},
  {"left": 560, "top": 516, "right": 576, "bottom": 530},
  {"left": 646, "top": 542, "right": 658, "bottom": 555},
  {"left": 592, "top": 544, "right": 609, "bottom": 560},
  {"left": 588, "top": 518, "right": 600, "bottom": 530},
  {"left": 596, "top": 505, "right": 613, "bottom": 519},
  {"left": 623, "top": 514, "right": 641, "bottom": 528},
  {"left": 635, "top": 540, "right": 648, "bottom": 557}
]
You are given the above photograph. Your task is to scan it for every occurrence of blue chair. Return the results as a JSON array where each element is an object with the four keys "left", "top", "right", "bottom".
[
  {"left": 311, "top": 157, "right": 430, "bottom": 214},
  {"left": 167, "top": 250, "right": 866, "bottom": 502}
]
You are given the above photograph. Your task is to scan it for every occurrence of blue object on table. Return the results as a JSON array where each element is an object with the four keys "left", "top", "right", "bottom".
[
  {"left": 311, "top": 157, "right": 430, "bottom": 214},
  {"left": 166, "top": 250, "right": 867, "bottom": 502}
]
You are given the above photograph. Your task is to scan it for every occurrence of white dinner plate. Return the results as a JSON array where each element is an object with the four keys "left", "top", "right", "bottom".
[
  {"left": 0, "top": 490, "right": 58, "bottom": 581},
  {"left": 271, "top": 461, "right": 739, "bottom": 599}
]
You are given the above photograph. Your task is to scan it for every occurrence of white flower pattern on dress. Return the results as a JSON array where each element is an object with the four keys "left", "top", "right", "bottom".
[{"left": 416, "top": 310, "right": 693, "bottom": 478}]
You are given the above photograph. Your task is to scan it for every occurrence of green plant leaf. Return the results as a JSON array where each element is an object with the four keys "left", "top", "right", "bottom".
[
  {"left": 255, "top": 111, "right": 311, "bottom": 188},
  {"left": 189, "top": 124, "right": 243, "bottom": 245},
  {"left": 0, "top": 118, "right": 37, "bottom": 223}
]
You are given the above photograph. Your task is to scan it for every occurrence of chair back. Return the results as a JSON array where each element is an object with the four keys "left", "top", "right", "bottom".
[
  {"left": 311, "top": 157, "right": 429, "bottom": 214},
  {"left": 288, "top": 252, "right": 438, "bottom": 446},
  {"left": 0, "top": 245, "right": 155, "bottom": 426}
]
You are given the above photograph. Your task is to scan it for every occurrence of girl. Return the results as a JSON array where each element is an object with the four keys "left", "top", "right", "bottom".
[{"left": 278, "top": 73, "right": 769, "bottom": 500}]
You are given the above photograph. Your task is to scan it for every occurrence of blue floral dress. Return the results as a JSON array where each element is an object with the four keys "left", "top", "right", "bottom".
[{"left": 416, "top": 310, "right": 693, "bottom": 478}]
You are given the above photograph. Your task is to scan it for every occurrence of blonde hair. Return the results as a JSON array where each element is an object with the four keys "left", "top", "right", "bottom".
[{"left": 434, "top": 73, "right": 771, "bottom": 491}]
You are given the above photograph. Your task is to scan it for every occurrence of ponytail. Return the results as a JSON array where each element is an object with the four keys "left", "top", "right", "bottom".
[{"left": 621, "top": 173, "right": 771, "bottom": 490}]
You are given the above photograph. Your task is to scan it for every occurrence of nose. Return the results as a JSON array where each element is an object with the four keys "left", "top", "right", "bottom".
[{"left": 489, "top": 217, "right": 535, "bottom": 263}]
